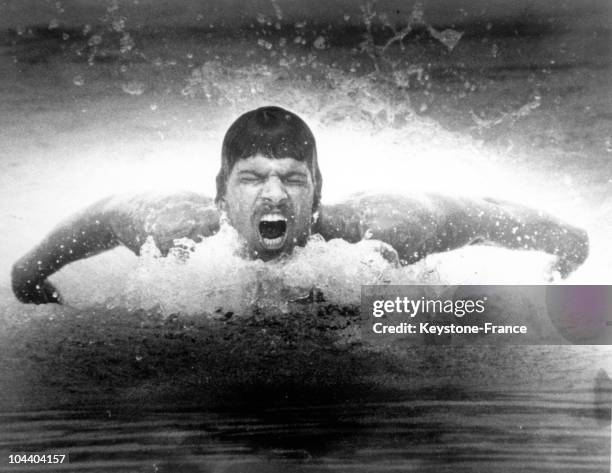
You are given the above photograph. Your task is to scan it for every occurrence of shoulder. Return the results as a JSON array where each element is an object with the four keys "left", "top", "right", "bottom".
[
  {"left": 315, "top": 198, "right": 363, "bottom": 242},
  {"left": 315, "top": 193, "right": 445, "bottom": 240},
  {"left": 100, "top": 191, "right": 221, "bottom": 255}
]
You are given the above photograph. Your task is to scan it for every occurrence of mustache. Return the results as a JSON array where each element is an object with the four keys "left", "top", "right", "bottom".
[{"left": 254, "top": 201, "right": 293, "bottom": 216}]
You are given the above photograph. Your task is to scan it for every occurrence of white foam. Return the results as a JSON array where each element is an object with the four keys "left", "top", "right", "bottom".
[{"left": 98, "top": 225, "right": 435, "bottom": 315}]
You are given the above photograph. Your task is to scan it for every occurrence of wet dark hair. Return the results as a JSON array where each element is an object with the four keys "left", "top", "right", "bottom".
[{"left": 215, "top": 106, "right": 322, "bottom": 212}]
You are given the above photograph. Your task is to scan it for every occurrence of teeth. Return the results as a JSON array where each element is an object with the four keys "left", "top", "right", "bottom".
[
  {"left": 260, "top": 214, "right": 287, "bottom": 222},
  {"left": 261, "top": 236, "right": 284, "bottom": 249}
]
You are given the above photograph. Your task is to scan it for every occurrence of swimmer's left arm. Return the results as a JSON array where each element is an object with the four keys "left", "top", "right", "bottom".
[
  {"left": 317, "top": 193, "right": 588, "bottom": 278},
  {"left": 473, "top": 196, "right": 589, "bottom": 277},
  {"left": 318, "top": 193, "right": 480, "bottom": 262}
]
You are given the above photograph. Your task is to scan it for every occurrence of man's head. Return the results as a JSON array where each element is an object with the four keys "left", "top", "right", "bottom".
[{"left": 215, "top": 106, "right": 322, "bottom": 260}]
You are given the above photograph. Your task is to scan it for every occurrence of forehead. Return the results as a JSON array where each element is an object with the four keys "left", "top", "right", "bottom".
[{"left": 231, "top": 155, "right": 311, "bottom": 176}]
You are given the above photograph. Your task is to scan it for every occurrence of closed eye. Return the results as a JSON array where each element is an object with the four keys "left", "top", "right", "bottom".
[
  {"left": 238, "top": 172, "right": 262, "bottom": 183},
  {"left": 283, "top": 173, "right": 309, "bottom": 186}
]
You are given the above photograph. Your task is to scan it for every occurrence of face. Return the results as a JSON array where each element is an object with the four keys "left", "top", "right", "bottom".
[{"left": 220, "top": 155, "right": 315, "bottom": 260}]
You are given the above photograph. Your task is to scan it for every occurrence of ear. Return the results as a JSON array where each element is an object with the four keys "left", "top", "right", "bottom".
[
  {"left": 312, "top": 210, "right": 320, "bottom": 225},
  {"left": 217, "top": 197, "right": 227, "bottom": 213}
]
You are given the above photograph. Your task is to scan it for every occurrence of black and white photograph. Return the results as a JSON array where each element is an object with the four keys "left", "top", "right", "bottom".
[{"left": 0, "top": 0, "right": 611, "bottom": 471}]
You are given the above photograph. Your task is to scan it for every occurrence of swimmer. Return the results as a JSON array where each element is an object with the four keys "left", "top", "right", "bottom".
[{"left": 11, "top": 106, "right": 589, "bottom": 304}]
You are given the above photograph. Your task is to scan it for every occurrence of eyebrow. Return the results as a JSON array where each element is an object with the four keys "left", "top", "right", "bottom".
[
  {"left": 237, "top": 170, "right": 309, "bottom": 178},
  {"left": 283, "top": 171, "right": 309, "bottom": 179},
  {"left": 237, "top": 170, "right": 264, "bottom": 177}
]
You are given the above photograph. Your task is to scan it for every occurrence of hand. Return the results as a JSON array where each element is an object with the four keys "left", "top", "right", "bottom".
[
  {"left": 551, "top": 254, "right": 584, "bottom": 280},
  {"left": 15, "top": 279, "right": 63, "bottom": 304},
  {"left": 554, "top": 228, "right": 589, "bottom": 279},
  {"left": 371, "top": 240, "right": 400, "bottom": 266}
]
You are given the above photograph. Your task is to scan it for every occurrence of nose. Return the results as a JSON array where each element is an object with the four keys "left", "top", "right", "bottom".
[{"left": 260, "top": 176, "right": 288, "bottom": 205}]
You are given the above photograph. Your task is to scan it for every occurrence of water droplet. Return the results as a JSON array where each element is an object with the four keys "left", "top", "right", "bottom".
[
  {"left": 73, "top": 75, "right": 84, "bottom": 86},
  {"left": 112, "top": 17, "right": 126, "bottom": 32},
  {"left": 121, "top": 81, "right": 145, "bottom": 96},
  {"left": 430, "top": 28, "right": 463, "bottom": 51},
  {"left": 411, "top": 2, "right": 425, "bottom": 22},
  {"left": 119, "top": 33, "right": 134, "bottom": 53},
  {"left": 48, "top": 19, "right": 59, "bottom": 30},
  {"left": 313, "top": 36, "right": 327, "bottom": 50},
  {"left": 150, "top": 103, "right": 158, "bottom": 111},
  {"left": 107, "top": 1, "right": 119, "bottom": 13},
  {"left": 270, "top": 0, "right": 283, "bottom": 20},
  {"left": 88, "top": 34, "right": 102, "bottom": 47},
  {"left": 257, "top": 39, "right": 273, "bottom": 50}
]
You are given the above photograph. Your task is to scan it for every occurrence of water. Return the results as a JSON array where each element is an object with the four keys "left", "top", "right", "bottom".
[
  {"left": 0, "top": 397, "right": 607, "bottom": 472},
  {"left": 1, "top": 305, "right": 610, "bottom": 471},
  {"left": 0, "top": 346, "right": 610, "bottom": 472},
  {"left": 1, "top": 3, "right": 611, "bottom": 471}
]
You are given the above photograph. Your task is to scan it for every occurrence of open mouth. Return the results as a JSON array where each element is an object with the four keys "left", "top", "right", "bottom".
[{"left": 258, "top": 214, "right": 288, "bottom": 251}]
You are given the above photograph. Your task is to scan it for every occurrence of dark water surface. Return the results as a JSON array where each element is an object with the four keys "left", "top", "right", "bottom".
[
  {"left": 0, "top": 393, "right": 607, "bottom": 472},
  {"left": 1, "top": 316, "right": 610, "bottom": 473}
]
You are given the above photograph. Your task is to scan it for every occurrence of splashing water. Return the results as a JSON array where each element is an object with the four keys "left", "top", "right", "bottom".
[
  {"left": 41, "top": 216, "right": 559, "bottom": 317},
  {"left": 65, "top": 223, "right": 435, "bottom": 316}
]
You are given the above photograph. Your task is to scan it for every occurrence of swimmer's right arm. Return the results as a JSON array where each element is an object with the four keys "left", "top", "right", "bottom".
[
  {"left": 11, "top": 192, "right": 219, "bottom": 304},
  {"left": 11, "top": 197, "right": 119, "bottom": 304}
]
